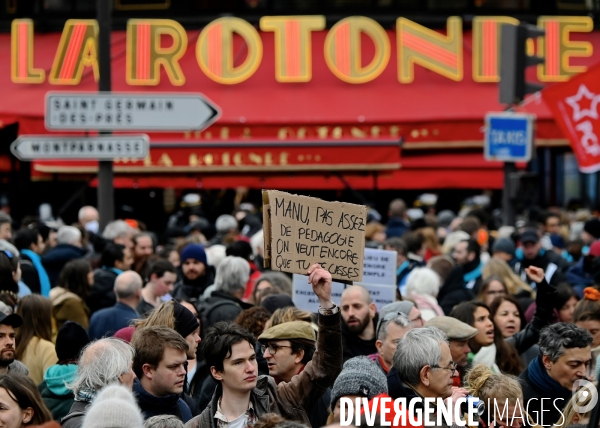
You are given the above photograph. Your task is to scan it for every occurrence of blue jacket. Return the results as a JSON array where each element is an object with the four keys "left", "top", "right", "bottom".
[
  {"left": 566, "top": 258, "right": 594, "bottom": 289},
  {"left": 385, "top": 217, "right": 409, "bottom": 238},
  {"left": 133, "top": 380, "right": 193, "bottom": 422},
  {"left": 88, "top": 302, "right": 139, "bottom": 340},
  {"left": 42, "top": 244, "right": 86, "bottom": 287}
]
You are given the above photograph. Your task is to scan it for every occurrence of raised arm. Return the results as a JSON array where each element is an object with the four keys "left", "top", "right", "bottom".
[
  {"left": 276, "top": 264, "right": 342, "bottom": 411},
  {"left": 508, "top": 266, "right": 557, "bottom": 353}
]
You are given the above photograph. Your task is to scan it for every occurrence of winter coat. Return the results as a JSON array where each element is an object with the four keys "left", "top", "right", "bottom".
[
  {"left": 133, "top": 380, "right": 193, "bottom": 422},
  {"left": 49, "top": 287, "right": 90, "bottom": 331},
  {"left": 184, "top": 312, "right": 342, "bottom": 428},
  {"left": 20, "top": 336, "right": 58, "bottom": 385},
  {"left": 341, "top": 314, "right": 378, "bottom": 362},
  {"left": 42, "top": 244, "right": 86, "bottom": 287},
  {"left": 38, "top": 364, "right": 77, "bottom": 421},
  {"left": 172, "top": 266, "right": 216, "bottom": 303},
  {"left": 88, "top": 302, "right": 139, "bottom": 340},
  {"left": 87, "top": 268, "right": 119, "bottom": 314}
]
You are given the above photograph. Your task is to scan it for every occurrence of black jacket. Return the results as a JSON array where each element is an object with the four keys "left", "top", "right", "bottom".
[
  {"left": 172, "top": 266, "right": 216, "bottom": 303},
  {"left": 133, "top": 380, "right": 193, "bottom": 422},
  {"left": 199, "top": 290, "right": 253, "bottom": 326},
  {"left": 341, "top": 314, "right": 379, "bottom": 362},
  {"left": 515, "top": 250, "right": 570, "bottom": 288},
  {"left": 61, "top": 400, "right": 90, "bottom": 428},
  {"left": 19, "top": 255, "right": 41, "bottom": 294},
  {"left": 42, "top": 244, "right": 86, "bottom": 287},
  {"left": 87, "top": 268, "right": 119, "bottom": 314},
  {"left": 519, "top": 366, "right": 570, "bottom": 427}
]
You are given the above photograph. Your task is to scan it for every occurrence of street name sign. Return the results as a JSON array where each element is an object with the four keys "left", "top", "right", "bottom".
[
  {"left": 45, "top": 92, "right": 221, "bottom": 131},
  {"left": 10, "top": 135, "right": 149, "bottom": 161},
  {"left": 484, "top": 112, "right": 534, "bottom": 162}
]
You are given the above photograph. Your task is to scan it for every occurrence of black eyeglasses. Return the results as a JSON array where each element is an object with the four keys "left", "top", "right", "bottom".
[
  {"left": 260, "top": 343, "right": 292, "bottom": 355},
  {"left": 430, "top": 361, "right": 458, "bottom": 376}
]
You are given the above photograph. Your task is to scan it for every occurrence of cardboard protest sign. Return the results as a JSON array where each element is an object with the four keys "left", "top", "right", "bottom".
[
  {"left": 263, "top": 190, "right": 368, "bottom": 282},
  {"left": 292, "top": 274, "right": 395, "bottom": 312}
]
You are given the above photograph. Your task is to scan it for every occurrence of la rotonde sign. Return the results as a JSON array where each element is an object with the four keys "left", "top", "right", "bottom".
[{"left": 11, "top": 15, "right": 594, "bottom": 87}]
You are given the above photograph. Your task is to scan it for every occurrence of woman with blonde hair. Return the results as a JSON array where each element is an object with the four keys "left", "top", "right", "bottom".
[
  {"left": 552, "top": 382, "right": 596, "bottom": 428},
  {"left": 482, "top": 258, "right": 534, "bottom": 299},
  {"left": 466, "top": 364, "right": 528, "bottom": 428}
]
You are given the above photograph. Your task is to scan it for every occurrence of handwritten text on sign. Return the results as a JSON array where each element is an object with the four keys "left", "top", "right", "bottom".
[{"left": 263, "top": 190, "right": 367, "bottom": 282}]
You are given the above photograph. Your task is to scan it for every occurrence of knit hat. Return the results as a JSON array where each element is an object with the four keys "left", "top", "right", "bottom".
[
  {"left": 260, "top": 295, "right": 295, "bottom": 314},
  {"left": 56, "top": 321, "right": 90, "bottom": 364},
  {"left": 437, "top": 210, "right": 456, "bottom": 228},
  {"left": 113, "top": 326, "right": 135, "bottom": 343},
  {"left": 330, "top": 356, "right": 388, "bottom": 409},
  {"left": 549, "top": 234, "right": 566, "bottom": 250},
  {"left": 180, "top": 244, "right": 208, "bottom": 265},
  {"left": 173, "top": 301, "right": 200, "bottom": 338},
  {"left": 585, "top": 219, "right": 600, "bottom": 240},
  {"left": 81, "top": 384, "right": 144, "bottom": 428},
  {"left": 492, "top": 238, "right": 516, "bottom": 257}
]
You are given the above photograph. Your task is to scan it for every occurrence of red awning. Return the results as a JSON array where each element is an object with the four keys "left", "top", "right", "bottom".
[{"left": 1, "top": 26, "right": 597, "bottom": 189}]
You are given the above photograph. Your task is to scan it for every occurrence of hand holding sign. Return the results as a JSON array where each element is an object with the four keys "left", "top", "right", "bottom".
[{"left": 308, "top": 263, "right": 334, "bottom": 309}]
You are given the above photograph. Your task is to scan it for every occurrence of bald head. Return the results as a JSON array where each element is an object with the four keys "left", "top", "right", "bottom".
[
  {"left": 114, "top": 271, "right": 143, "bottom": 300},
  {"left": 341, "top": 285, "right": 372, "bottom": 304}
]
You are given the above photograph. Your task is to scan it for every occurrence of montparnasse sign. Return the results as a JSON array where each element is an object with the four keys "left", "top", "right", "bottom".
[{"left": 11, "top": 15, "right": 593, "bottom": 86}]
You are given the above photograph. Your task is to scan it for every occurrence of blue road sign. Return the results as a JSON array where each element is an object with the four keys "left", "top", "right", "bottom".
[{"left": 484, "top": 113, "right": 534, "bottom": 162}]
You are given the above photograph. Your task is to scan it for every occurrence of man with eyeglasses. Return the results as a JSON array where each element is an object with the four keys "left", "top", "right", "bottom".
[
  {"left": 184, "top": 264, "right": 341, "bottom": 428},
  {"left": 425, "top": 316, "right": 478, "bottom": 387},
  {"left": 390, "top": 327, "right": 460, "bottom": 428},
  {"left": 257, "top": 321, "right": 331, "bottom": 427},
  {"left": 370, "top": 312, "right": 413, "bottom": 374}
]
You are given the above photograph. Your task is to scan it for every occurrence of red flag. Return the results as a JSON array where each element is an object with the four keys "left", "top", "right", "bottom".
[{"left": 543, "top": 62, "right": 600, "bottom": 173}]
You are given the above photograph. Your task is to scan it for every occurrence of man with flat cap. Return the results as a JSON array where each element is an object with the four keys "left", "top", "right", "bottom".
[
  {"left": 425, "top": 316, "right": 478, "bottom": 387},
  {"left": 258, "top": 321, "right": 331, "bottom": 428},
  {"left": 0, "top": 311, "right": 29, "bottom": 375}
]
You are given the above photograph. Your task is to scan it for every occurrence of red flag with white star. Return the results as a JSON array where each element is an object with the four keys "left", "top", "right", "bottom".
[{"left": 543, "top": 61, "right": 600, "bottom": 173}]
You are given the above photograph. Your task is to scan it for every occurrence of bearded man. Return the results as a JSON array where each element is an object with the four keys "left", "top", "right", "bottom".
[
  {"left": 340, "top": 285, "right": 379, "bottom": 362},
  {"left": 0, "top": 312, "right": 29, "bottom": 375}
]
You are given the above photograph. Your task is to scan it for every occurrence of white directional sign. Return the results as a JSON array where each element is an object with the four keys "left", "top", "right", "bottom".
[
  {"left": 45, "top": 92, "right": 221, "bottom": 131},
  {"left": 10, "top": 135, "right": 149, "bottom": 160}
]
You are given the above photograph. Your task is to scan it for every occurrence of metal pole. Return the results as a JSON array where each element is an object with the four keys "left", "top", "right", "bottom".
[
  {"left": 503, "top": 162, "right": 516, "bottom": 226},
  {"left": 97, "top": 0, "right": 114, "bottom": 231}
]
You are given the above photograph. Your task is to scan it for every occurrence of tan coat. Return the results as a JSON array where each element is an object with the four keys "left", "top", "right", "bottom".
[
  {"left": 49, "top": 287, "right": 90, "bottom": 332},
  {"left": 21, "top": 337, "right": 58, "bottom": 385}
]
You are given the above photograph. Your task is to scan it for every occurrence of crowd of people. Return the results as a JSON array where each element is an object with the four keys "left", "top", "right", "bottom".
[{"left": 0, "top": 196, "right": 599, "bottom": 428}]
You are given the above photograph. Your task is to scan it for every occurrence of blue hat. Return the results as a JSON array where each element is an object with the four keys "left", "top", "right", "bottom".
[
  {"left": 180, "top": 244, "right": 207, "bottom": 265},
  {"left": 550, "top": 234, "right": 566, "bottom": 249}
]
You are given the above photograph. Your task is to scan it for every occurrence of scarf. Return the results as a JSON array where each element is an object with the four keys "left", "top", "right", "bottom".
[
  {"left": 75, "top": 388, "right": 97, "bottom": 402},
  {"left": 527, "top": 356, "right": 572, "bottom": 401},
  {"left": 20, "top": 249, "right": 50, "bottom": 297},
  {"left": 471, "top": 344, "right": 500, "bottom": 374},
  {"left": 463, "top": 259, "right": 484, "bottom": 284}
]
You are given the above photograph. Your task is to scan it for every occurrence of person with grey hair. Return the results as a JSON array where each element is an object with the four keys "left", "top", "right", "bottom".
[
  {"left": 390, "top": 326, "right": 457, "bottom": 418},
  {"left": 145, "top": 415, "right": 184, "bottom": 428},
  {"left": 405, "top": 267, "right": 444, "bottom": 321},
  {"left": 78, "top": 206, "right": 100, "bottom": 234},
  {"left": 102, "top": 220, "right": 134, "bottom": 250},
  {"left": 42, "top": 226, "right": 86, "bottom": 287},
  {"left": 519, "top": 322, "right": 593, "bottom": 427},
  {"left": 208, "top": 214, "right": 238, "bottom": 246},
  {"left": 88, "top": 271, "right": 143, "bottom": 340},
  {"left": 62, "top": 337, "right": 136, "bottom": 428},
  {"left": 371, "top": 312, "right": 413, "bottom": 374},
  {"left": 197, "top": 256, "right": 253, "bottom": 326},
  {"left": 0, "top": 211, "right": 12, "bottom": 241}
]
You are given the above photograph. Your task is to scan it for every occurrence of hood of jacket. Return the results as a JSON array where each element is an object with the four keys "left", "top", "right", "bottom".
[
  {"left": 49, "top": 287, "right": 82, "bottom": 306},
  {"left": 44, "top": 364, "right": 78, "bottom": 396},
  {"left": 42, "top": 244, "right": 86, "bottom": 267}
]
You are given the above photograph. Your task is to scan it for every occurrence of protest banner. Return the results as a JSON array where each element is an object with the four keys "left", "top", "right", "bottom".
[
  {"left": 362, "top": 248, "right": 397, "bottom": 287},
  {"left": 263, "top": 190, "right": 368, "bottom": 282},
  {"left": 292, "top": 274, "right": 396, "bottom": 312}
]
